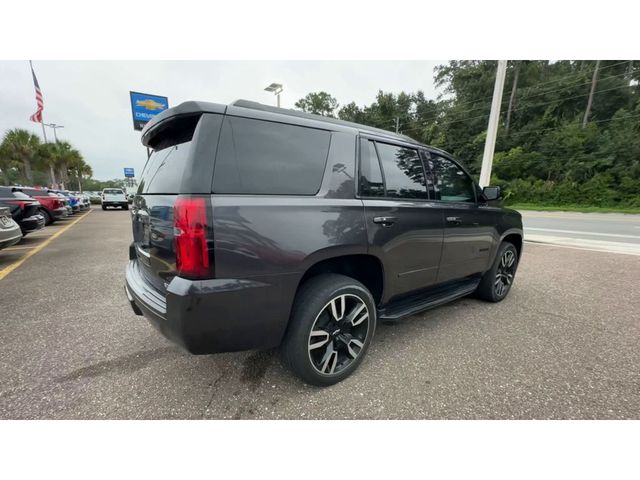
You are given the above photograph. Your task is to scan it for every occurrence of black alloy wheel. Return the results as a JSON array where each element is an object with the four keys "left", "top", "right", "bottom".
[
  {"left": 307, "top": 293, "right": 370, "bottom": 376},
  {"left": 282, "top": 274, "right": 376, "bottom": 386}
]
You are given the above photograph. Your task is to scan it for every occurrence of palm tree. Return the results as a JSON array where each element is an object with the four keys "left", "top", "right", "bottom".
[
  {"left": 66, "top": 149, "right": 91, "bottom": 191},
  {"left": 54, "top": 141, "right": 74, "bottom": 187},
  {"left": 36, "top": 142, "right": 61, "bottom": 187},
  {"left": 0, "top": 129, "right": 41, "bottom": 184}
]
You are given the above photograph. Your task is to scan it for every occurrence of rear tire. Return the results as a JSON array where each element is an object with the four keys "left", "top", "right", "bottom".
[
  {"left": 123, "top": 204, "right": 129, "bottom": 210},
  {"left": 39, "top": 208, "right": 52, "bottom": 226},
  {"left": 476, "top": 241, "right": 519, "bottom": 302},
  {"left": 101, "top": 205, "right": 106, "bottom": 210},
  {"left": 281, "top": 274, "right": 376, "bottom": 387}
]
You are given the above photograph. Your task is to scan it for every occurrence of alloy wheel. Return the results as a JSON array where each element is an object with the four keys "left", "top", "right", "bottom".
[
  {"left": 495, "top": 249, "right": 516, "bottom": 297},
  {"left": 308, "top": 294, "right": 370, "bottom": 376}
]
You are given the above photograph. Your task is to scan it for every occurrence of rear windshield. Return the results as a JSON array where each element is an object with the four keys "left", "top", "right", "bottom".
[
  {"left": 213, "top": 116, "right": 331, "bottom": 195},
  {"left": 103, "top": 189, "right": 124, "bottom": 194},
  {"left": 137, "top": 142, "right": 190, "bottom": 194},
  {"left": 12, "top": 191, "right": 33, "bottom": 199}
]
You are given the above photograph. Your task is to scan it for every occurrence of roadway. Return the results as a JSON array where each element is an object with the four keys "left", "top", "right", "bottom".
[
  {"left": 0, "top": 207, "right": 639, "bottom": 419},
  {"left": 521, "top": 210, "right": 640, "bottom": 255}
]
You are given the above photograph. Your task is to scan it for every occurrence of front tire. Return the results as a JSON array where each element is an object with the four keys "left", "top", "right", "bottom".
[
  {"left": 39, "top": 208, "right": 52, "bottom": 226},
  {"left": 281, "top": 274, "right": 376, "bottom": 387},
  {"left": 476, "top": 241, "right": 519, "bottom": 302},
  {"left": 101, "top": 205, "right": 107, "bottom": 210}
]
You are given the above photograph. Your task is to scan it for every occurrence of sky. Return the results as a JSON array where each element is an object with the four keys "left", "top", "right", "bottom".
[{"left": 0, "top": 61, "right": 444, "bottom": 180}]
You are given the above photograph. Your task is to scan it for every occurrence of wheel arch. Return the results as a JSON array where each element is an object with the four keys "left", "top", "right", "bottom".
[
  {"left": 501, "top": 229, "right": 523, "bottom": 259},
  {"left": 295, "top": 253, "right": 385, "bottom": 307}
]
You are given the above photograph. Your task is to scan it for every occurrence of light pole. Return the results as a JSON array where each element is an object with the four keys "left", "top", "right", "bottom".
[
  {"left": 264, "top": 83, "right": 283, "bottom": 108},
  {"left": 43, "top": 123, "right": 65, "bottom": 189},
  {"left": 44, "top": 123, "right": 64, "bottom": 142}
]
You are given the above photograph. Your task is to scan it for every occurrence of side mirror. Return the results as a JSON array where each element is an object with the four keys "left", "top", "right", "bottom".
[{"left": 482, "top": 186, "right": 501, "bottom": 201}]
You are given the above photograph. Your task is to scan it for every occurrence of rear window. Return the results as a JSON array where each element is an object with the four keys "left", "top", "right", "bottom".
[
  {"left": 137, "top": 142, "right": 191, "bottom": 194},
  {"left": 213, "top": 116, "right": 331, "bottom": 195},
  {"left": 103, "top": 189, "right": 124, "bottom": 195},
  {"left": 12, "top": 191, "right": 33, "bottom": 200},
  {"left": 21, "top": 188, "right": 45, "bottom": 197}
]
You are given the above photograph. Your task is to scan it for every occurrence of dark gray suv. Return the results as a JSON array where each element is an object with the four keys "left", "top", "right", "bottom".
[{"left": 125, "top": 100, "right": 523, "bottom": 386}]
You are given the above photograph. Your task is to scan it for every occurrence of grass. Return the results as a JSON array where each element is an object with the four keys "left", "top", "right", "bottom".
[{"left": 508, "top": 203, "right": 640, "bottom": 214}]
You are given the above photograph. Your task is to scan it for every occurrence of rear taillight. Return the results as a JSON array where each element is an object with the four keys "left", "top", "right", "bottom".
[
  {"left": 8, "top": 200, "right": 37, "bottom": 209},
  {"left": 173, "top": 196, "right": 210, "bottom": 278}
]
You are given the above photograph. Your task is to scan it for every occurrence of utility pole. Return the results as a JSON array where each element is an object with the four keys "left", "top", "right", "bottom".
[
  {"left": 583, "top": 60, "right": 601, "bottom": 128},
  {"left": 395, "top": 117, "right": 400, "bottom": 133},
  {"left": 479, "top": 60, "right": 508, "bottom": 188}
]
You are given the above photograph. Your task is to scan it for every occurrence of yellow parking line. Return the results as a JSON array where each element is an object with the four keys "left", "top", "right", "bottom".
[
  {"left": 0, "top": 211, "right": 91, "bottom": 281},
  {"left": 2, "top": 246, "right": 37, "bottom": 251}
]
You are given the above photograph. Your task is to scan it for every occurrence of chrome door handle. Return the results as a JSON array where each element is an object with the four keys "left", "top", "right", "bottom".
[
  {"left": 446, "top": 216, "right": 463, "bottom": 225},
  {"left": 373, "top": 216, "right": 397, "bottom": 227}
]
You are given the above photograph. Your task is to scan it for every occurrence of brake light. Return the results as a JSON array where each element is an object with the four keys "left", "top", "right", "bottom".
[
  {"left": 7, "top": 200, "right": 37, "bottom": 209},
  {"left": 173, "top": 196, "right": 210, "bottom": 278}
]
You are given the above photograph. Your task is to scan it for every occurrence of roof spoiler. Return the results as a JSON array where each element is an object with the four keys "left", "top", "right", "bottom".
[{"left": 141, "top": 101, "right": 226, "bottom": 148}]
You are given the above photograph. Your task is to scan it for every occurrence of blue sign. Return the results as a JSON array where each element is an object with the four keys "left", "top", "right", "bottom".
[
  {"left": 129, "top": 91, "right": 169, "bottom": 131},
  {"left": 124, "top": 168, "right": 135, "bottom": 178}
]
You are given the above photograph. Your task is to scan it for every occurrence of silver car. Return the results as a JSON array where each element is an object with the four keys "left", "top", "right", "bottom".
[{"left": 0, "top": 206, "right": 22, "bottom": 251}]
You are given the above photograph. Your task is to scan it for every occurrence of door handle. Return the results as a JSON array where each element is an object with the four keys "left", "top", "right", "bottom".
[
  {"left": 446, "top": 216, "right": 463, "bottom": 225},
  {"left": 373, "top": 216, "right": 397, "bottom": 227}
]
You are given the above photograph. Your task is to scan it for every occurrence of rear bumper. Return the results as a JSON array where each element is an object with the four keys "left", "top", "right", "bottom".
[
  {"left": 19, "top": 214, "right": 45, "bottom": 233},
  {"left": 52, "top": 207, "right": 68, "bottom": 219},
  {"left": 0, "top": 225, "right": 22, "bottom": 249},
  {"left": 102, "top": 202, "right": 127, "bottom": 207},
  {"left": 125, "top": 259, "right": 292, "bottom": 354}
]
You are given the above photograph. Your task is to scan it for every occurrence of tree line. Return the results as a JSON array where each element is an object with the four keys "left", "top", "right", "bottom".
[
  {"left": 0, "top": 128, "right": 93, "bottom": 190},
  {"left": 295, "top": 60, "right": 640, "bottom": 208}
]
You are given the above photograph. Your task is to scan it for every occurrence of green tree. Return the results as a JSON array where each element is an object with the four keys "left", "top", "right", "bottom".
[
  {"left": 0, "top": 129, "right": 42, "bottom": 184},
  {"left": 295, "top": 92, "right": 339, "bottom": 117}
]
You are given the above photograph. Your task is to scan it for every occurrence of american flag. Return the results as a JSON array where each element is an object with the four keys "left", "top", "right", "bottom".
[{"left": 29, "top": 60, "right": 44, "bottom": 123}]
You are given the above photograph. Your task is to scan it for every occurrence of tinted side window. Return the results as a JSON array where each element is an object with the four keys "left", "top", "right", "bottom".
[
  {"left": 137, "top": 142, "right": 191, "bottom": 194},
  {"left": 213, "top": 116, "right": 331, "bottom": 195},
  {"left": 375, "top": 142, "right": 427, "bottom": 199},
  {"left": 359, "top": 139, "right": 384, "bottom": 197},
  {"left": 429, "top": 155, "right": 476, "bottom": 203}
]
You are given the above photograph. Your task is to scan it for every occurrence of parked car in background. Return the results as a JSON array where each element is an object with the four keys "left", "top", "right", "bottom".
[
  {"left": 0, "top": 206, "right": 22, "bottom": 251},
  {"left": 50, "top": 191, "right": 73, "bottom": 216},
  {"left": 125, "top": 100, "right": 523, "bottom": 386},
  {"left": 0, "top": 186, "right": 45, "bottom": 235},
  {"left": 55, "top": 190, "right": 80, "bottom": 213},
  {"left": 101, "top": 188, "right": 128, "bottom": 210},
  {"left": 14, "top": 187, "right": 67, "bottom": 225},
  {"left": 71, "top": 192, "right": 90, "bottom": 210},
  {"left": 88, "top": 191, "right": 102, "bottom": 203}
]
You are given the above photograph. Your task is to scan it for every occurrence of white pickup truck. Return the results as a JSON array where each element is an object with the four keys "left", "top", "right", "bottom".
[{"left": 101, "top": 188, "right": 128, "bottom": 210}]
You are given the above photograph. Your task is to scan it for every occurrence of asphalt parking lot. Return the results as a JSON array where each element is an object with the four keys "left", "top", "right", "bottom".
[{"left": 0, "top": 207, "right": 639, "bottom": 419}]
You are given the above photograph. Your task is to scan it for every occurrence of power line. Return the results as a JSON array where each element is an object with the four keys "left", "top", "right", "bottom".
[
  {"left": 434, "top": 60, "right": 632, "bottom": 112},
  {"left": 400, "top": 112, "right": 640, "bottom": 153},
  {"left": 372, "top": 67, "right": 636, "bottom": 132}
]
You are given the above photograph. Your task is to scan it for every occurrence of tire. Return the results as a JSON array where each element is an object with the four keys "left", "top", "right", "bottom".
[
  {"left": 101, "top": 205, "right": 107, "bottom": 210},
  {"left": 123, "top": 204, "right": 129, "bottom": 210},
  {"left": 39, "top": 208, "right": 52, "bottom": 226},
  {"left": 476, "top": 241, "right": 519, "bottom": 302},
  {"left": 281, "top": 273, "right": 376, "bottom": 387}
]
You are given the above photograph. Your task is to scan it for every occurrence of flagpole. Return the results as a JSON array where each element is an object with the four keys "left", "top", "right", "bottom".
[{"left": 40, "top": 118, "right": 48, "bottom": 143}]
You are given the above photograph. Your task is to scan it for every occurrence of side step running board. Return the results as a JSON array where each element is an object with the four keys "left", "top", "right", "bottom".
[{"left": 377, "top": 278, "right": 480, "bottom": 324}]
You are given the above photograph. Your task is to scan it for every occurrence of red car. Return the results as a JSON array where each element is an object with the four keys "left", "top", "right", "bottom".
[{"left": 15, "top": 187, "right": 68, "bottom": 225}]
